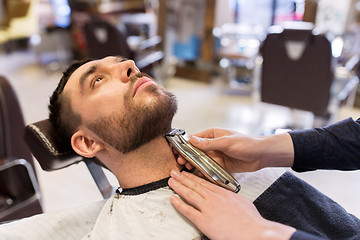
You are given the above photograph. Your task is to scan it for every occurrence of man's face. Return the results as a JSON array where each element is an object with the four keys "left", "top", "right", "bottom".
[{"left": 63, "top": 56, "right": 177, "bottom": 153}]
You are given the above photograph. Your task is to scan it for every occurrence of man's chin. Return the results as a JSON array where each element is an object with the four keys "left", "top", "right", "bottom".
[{"left": 132, "top": 84, "right": 161, "bottom": 103}]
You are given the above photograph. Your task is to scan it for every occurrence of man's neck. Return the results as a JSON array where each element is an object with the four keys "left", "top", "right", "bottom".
[{"left": 108, "top": 136, "right": 182, "bottom": 189}]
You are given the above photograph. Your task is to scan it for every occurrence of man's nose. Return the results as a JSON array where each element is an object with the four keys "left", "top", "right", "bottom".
[{"left": 115, "top": 60, "right": 140, "bottom": 83}]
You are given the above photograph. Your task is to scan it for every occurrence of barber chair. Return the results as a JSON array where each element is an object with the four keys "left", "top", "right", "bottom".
[
  {"left": 259, "top": 22, "right": 359, "bottom": 128},
  {"left": 0, "top": 76, "right": 42, "bottom": 222},
  {"left": 83, "top": 17, "right": 164, "bottom": 77},
  {"left": 24, "top": 119, "right": 115, "bottom": 199}
]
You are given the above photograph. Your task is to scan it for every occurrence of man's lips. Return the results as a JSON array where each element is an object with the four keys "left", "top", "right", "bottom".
[{"left": 133, "top": 77, "right": 156, "bottom": 97}]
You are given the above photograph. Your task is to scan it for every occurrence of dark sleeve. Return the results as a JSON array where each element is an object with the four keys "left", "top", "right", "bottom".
[
  {"left": 290, "top": 230, "right": 329, "bottom": 240},
  {"left": 288, "top": 118, "right": 360, "bottom": 172},
  {"left": 254, "top": 172, "right": 360, "bottom": 239}
]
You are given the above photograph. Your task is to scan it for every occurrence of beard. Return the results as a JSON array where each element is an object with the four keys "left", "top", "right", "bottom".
[{"left": 86, "top": 73, "right": 178, "bottom": 154}]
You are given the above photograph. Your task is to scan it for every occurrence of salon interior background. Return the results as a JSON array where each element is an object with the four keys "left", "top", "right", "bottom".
[{"left": 1, "top": 0, "right": 360, "bottom": 221}]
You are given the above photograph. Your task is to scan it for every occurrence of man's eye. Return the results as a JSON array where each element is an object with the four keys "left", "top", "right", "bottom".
[{"left": 91, "top": 77, "right": 103, "bottom": 88}]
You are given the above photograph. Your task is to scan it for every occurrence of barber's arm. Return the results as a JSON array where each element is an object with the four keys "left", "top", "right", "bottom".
[
  {"left": 178, "top": 118, "right": 360, "bottom": 173},
  {"left": 169, "top": 118, "right": 360, "bottom": 240},
  {"left": 177, "top": 128, "right": 295, "bottom": 172},
  {"left": 168, "top": 170, "right": 296, "bottom": 240},
  {"left": 290, "top": 117, "right": 360, "bottom": 172}
]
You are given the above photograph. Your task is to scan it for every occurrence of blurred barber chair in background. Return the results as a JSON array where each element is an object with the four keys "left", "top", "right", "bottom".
[
  {"left": 257, "top": 21, "right": 359, "bottom": 128},
  {"left": 30, "top": 26, "right": 73, "bottom": 72},
  {"left": 0, "top": 76, "right": 42, "bottom": 222},
  {"left": 83, "top": 17, "right": 164, "bottom": 79},
  {"left": 214, "top": 23, "right": 265, "bottom": 95}
]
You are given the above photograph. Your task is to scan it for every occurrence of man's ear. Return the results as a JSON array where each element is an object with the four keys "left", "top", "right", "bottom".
[{"left": 71, "top": 129, "right": 104, "bottom": 158}]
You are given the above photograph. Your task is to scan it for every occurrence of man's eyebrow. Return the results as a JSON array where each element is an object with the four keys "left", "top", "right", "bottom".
[
  {"left": 115, "top": 56, "right": 128, "bottom": 62},
  {"left": 78, "top": 57, "right": 127, "bottom": 93},
  {"left": 79, "top": 64, "right": 97, "bottom": 93}
]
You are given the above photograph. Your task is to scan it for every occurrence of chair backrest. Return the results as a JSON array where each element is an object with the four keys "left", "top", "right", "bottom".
[
  {"left": 0, "top": 76, "right": 35, "bottom": 198},
  {"left": 24, "top": 119, "right": 83, "bottom": 171},
  {"left": 0, "top": 77, "right": 33, "bottom": 162},
  {"left": 83, "top": 17, "right": 134, "bottom": 60},
  {"left": 0, "top": 76, "right": 42, "bottom": 221},
  {"left": 24, "top": 119, "right": 115, "bottom": 199},
  {"left": 260, "top": 22, "right": 333, "bottom": 116}
]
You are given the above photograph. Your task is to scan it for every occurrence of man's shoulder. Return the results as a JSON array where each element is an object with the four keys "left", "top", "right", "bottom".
[{"left": 0, "top": 199, "right": 108, "bottom": 240}]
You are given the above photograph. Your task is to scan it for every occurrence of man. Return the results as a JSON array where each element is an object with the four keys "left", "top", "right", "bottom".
[
  {"left": 48, "top": 56, "right": 181, "bottom": 189},
  {"left": 0, "top": 56, "right": 358, "bottom": 239}
]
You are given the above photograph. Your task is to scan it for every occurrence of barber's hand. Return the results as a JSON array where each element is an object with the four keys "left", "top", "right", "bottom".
[
  {"left": 176, "top": 128, "right": 263, "bottom": 172},
  {"left": 176, "top": 128, "right": 294, "bottom": 172},
  {"left": 168, "top": 170, "right": 296, "bottom": 240}
]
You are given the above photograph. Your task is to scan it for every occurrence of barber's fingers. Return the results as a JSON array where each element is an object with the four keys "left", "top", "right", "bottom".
[
  {"left": 168, "top": 176, "right": 204, "bottom": 211},
  {"left": 192, "top": 128, "right": 234, "bottom": 139},
  {"left": 170, "top": 195, "right": 203, "bottom": 226},
  {"left": 170, "top": 170, "right": 219, "bottom": 197},
  {"left": 172, "top": 146, "right": 194, "bottom": 170},
  {"left": 176, "top": 155, "right": 193, "bottom": 170},
  {"left": 190, "top": 135, "right": 230, "bottom": 153},
  {"left": 190, "top": 129, "right": 236, "bottom": 153}
]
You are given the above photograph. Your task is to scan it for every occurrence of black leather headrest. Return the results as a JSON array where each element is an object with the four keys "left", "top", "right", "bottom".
[{"left": 24, "top": 119, "right": 84, "bottom": 171}]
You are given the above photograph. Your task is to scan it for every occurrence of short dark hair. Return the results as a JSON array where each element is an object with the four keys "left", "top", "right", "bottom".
[{"left": 48, "top": 59, "right": 92, "bottom": 148}]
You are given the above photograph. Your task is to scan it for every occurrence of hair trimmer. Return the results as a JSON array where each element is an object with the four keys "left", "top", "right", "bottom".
[{"left": 165, "top": 128, "right": 240, "bottom": 193}]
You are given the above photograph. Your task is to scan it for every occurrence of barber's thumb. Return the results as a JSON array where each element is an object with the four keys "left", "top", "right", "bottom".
[{"left": 190, "top": 136, "right": 214, "bottom": 151}]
